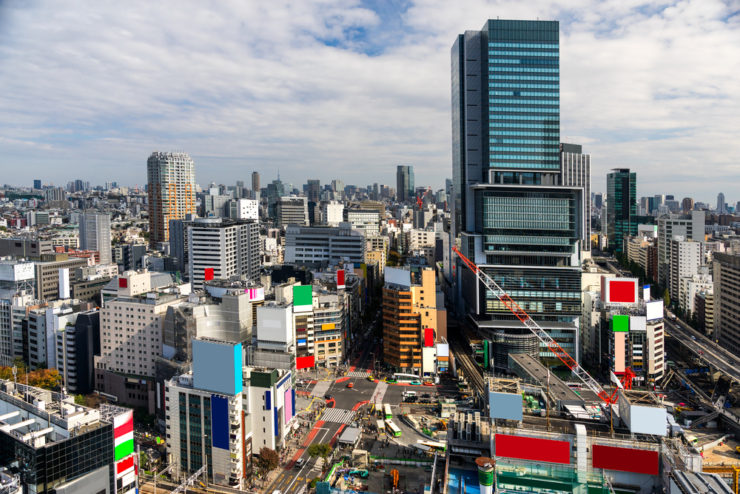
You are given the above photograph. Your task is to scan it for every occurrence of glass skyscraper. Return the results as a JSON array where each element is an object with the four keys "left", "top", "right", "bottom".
[
  {"left": 606, "top": 168, "right": 637, "bottom": 253},
  {"left": 451, "top": 20, "right": 585, "bottom": 368}
]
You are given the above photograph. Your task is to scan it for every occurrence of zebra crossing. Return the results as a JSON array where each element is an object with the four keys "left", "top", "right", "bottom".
[
  {"left": 319, "top": 408, "right": 356, "bottom": 424},
  {"left": 346, "top": 370, "right": 371, "bottom": 377}
]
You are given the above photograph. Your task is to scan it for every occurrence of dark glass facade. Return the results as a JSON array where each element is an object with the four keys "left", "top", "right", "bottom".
[
  {"left": 452, "top": 20, "right": 583, "bottom": 365},
  {"left": 606, "top": 168, "right": 637, "bottom": 252},
  {"left": 0, "top": 422, "right": 113, "bottom": 493}
]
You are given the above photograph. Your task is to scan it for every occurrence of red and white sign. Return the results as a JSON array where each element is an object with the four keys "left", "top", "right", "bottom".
[
  {"left": 601, "top": 277, "right": 638, "bottom": 304},
  {"left": 336, "top": 269, "right": 345, "bottom": 289}
]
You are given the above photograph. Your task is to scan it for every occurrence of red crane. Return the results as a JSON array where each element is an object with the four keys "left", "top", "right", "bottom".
[{"left": 452, "top": 246, "right": 634, "bottom": 404}]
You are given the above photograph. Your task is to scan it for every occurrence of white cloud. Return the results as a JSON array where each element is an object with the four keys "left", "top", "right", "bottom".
[{"left": 0, "top": 0, "right": 738, "bottom": 201}]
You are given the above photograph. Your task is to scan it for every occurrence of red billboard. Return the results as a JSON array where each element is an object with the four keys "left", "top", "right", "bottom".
[
  {"left": 337, "top": 269, "right": 345, "bottom": 289},
  {"left": 118, "top": 277, "right": 128, "bottom": 288},
  {"left": 602, "top": 277, "right": 638, "bottom": 304},
  {"left": 204, "top": 268, "right": 214, "bottom": 281},
  {"left": 592, "top": 445, "right": 658, "bottom": 475},
  {"left": 424, "top": 328, "right": 434, "bottom": 347},
  {"left": 296, "top": 356, "right": 315, "bottom": 369},
  {"left": 495, "top": 434, "right": 570, "bottom": 464}
]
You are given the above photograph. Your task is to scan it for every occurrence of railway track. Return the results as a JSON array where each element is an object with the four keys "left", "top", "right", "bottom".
[{"left": 450, "top": 338, "right": 485, "bottom": 395}]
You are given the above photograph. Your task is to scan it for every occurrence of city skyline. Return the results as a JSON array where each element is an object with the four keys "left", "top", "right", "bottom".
[{"left": 1, "top": 1, "right": 738, "bottom": 196}]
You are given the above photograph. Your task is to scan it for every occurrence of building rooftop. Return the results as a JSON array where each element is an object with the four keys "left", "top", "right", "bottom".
[{"left": 0, "top": 380, "right": 105, "bottom": 448}]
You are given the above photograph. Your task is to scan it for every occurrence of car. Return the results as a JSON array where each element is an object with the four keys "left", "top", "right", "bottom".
[
  {"left": 367, "top": 375, "right": 375, "bottom": 382},
  {"left": 410, "top": 381, "right": 422, "bottom": 385},
  {"left": 295, "top": 458, "right": 305, "bottom": 468},
  {"left": 423, "top": 381, "right": 435, "bottom": 386},
  {"left": 347, "top": 382, "right": 354, "bottom": 388}
]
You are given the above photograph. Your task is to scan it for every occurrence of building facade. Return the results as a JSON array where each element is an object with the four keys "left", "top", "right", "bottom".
[
  {"left": 560, "top": 143, "right": 591, "bottom": 251},
  {"left": 713, "top": 253, "right": 740, "bottom": 356},
  {"left": 147, "top": 151, "right": 197, "bottom": 247},
  {"left": 606, "top": 168, "right": 637, "bottom": 253},
  {"left": 451, "top": 19, "right": 584, "bottom": 366},
  {"left": 80, "top": 211, "right": 112, "bottom": 264},
  {"left": 284, "top": 224, "right": 366, "bottom": 266},
  {"left": 276, "top": 196, "right": 309, "bottom": 228},
  {"left": 187, "top": 218, "right": 260, "bottom": 289},
  {"left": 396, "top": 165, "right": 415, "bottom": 203}
]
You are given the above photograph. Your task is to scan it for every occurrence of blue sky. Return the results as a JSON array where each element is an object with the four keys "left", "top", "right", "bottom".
[{"left": 0, "top": 0, "right": 738, "bottom": 202}]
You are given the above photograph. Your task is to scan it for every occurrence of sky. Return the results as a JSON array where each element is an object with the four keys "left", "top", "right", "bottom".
[{"left": 0, "top": 0, "right": 739, "bottom": 202}]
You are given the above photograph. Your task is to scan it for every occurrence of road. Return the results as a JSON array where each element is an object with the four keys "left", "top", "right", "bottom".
[
  {"left": 664, "top": 311, "right": 740, "bottom": 385},
  {"left": 265, "top": 328, "right": 385, "bottom": 494}
]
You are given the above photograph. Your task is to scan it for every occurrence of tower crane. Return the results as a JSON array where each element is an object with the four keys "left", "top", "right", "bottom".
[{"left": 452, "top": 246, "right": 634, "bottom": 405}]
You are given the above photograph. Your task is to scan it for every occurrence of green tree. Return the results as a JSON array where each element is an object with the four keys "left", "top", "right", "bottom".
[
  {"left": 255, "top": 447, "right": 279, "bottom": 476},
  {"left": 307, "top": 443, "right": 332, "bottom": 471},
  {"left": 74, "top": 394, "right": 85, "bottom": 405},
  {"left": 663, "top": 288, "right": 671, "bottom": 308}
]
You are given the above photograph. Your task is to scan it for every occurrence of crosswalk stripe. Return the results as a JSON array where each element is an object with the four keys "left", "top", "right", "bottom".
[
  {"left": 319, "top": 408, "right": 356, "bottom": 424},
  {"left": 347, "top": 370, "right": 371, "bottom": 377}
]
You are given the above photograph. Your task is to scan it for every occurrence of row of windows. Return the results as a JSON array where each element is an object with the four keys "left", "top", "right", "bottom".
[
  {"left": 490, "top": 121, "right": 559, "bottom": 127},
  {"left": 491, "top": 74, "right": 559, "bottom": 81},
  {"left": 490, "top": 106, "right": 559, "bottom": 113},
  {"left": 485, "top": 235, "right": 571, "bottom": 246},
  {"left": 490, "top": 98, "right": 558, "bottom": 106},
  {"left": 490, "top": 91, "right": 557, "bottom": 97},
  {"left": 490, "top": 154, "right": 559, "bottom": 160},
  {"left": 489, "top": 50, "right": 559, "bottom": 57},
  {"left": 491, "top": 130, "right": 559, "bottom": 137},
  {"left": 492, "top": 139, "right": 559, "bottom": 145},
  {"left": 489, "top": 58, "right": 559, "bottom": 65},
  {"left": 490, "top": 83, "right": 559, "bottom": 90},
  {"left": 489, "top": 66, "right": 558, "bottom": 73},
  {"left": 490, "top": 146, "right": 558, "bottom": 153},
  {"left": 489, "top": 162, "right": 561, "bottom": 169},
  {"left": 489, "top": 42, "right": 558, "bottom": 48}
]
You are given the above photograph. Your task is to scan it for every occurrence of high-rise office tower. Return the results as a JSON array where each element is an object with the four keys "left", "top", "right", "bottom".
[
  {"left": 251, "top": 171, "right": 260, "bottom": 199},
  {"left": 396, "top": 165, "right": 414, "bottom": 203},
  {"left": 33, "top": 179, "right": 41, "bottom": 190},
  {"left": 560, "top": 143, "right": 591, "bottom": 251},
  {"left": 681, "top": 197, "right": 694, "bottom": 213},
  {"left": 306, "top": 179, "right": 321, "bottom": 203},
  {"left": 717, "top": 192, "right": 726, "bottom": 214},
  {"left": 79, "top": 211, "right": 112, "bottom": 264},
  {"left": 451, "top": 19, "right": 583, "bottom": 367},
  {"left": 606, "top": 168, "right": 637, "bottom": 253},
  {"left": 147, "top": 152, "right": 196, "bottom": 247}
]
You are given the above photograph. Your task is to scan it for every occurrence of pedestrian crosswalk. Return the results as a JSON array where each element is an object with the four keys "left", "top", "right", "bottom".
[
  {"left": 347, "top": 370, "right": 371, "bottom": 377},
  {"left": 320, "top": 408, "right": 356, "bottom": 424}
]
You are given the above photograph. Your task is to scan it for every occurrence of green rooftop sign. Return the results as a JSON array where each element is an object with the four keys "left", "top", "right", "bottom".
[
  {"left": 611, "top": 314, "right": 629, "bottom": 332},
  {"left": 293, "top": 285, "right": 313, "bottom": 307}
]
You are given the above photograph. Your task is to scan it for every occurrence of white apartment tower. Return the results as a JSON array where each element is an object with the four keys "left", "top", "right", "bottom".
[
  {"left": 669, "top": 236, "right": 704, "bottom": 305},
  {"left": 80, "top": 211, "right": 112, "bottom": 264},
  {"left": 147, "top": 151, "right": 196, "bottom": 247}
]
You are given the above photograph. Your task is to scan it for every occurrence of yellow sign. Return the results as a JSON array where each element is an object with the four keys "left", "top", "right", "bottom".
[{"left": 321, "top": 323, "right": 336, "bottom": 330}]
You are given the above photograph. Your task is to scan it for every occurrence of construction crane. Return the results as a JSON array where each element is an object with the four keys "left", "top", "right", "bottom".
[{"left": 452, "top": 246, "right": 633, "bottom": 405}]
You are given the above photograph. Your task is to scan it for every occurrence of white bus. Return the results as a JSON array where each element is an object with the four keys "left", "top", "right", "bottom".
[
  {"left": 376, "top": 420, "right": 386, "bottom": 433},
  {"left": 383, "top": 404, "right": 393, "bottom": 420},
  {"left": 385, "top": 419, "right": 402, "bottom": 437},
  {"left": 392, "top": 373, "right": 421, "bottom": 384}
]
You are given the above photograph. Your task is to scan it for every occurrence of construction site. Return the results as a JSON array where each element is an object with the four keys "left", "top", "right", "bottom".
[{"left": 438, "top": 247, "right": 740, "bottom": 494}]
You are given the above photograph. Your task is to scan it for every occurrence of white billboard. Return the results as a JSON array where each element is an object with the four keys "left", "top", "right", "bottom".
[
  {"left": 257, "top": 305, "right": 293, "bottom": 344},
  {"left": 384, "top": 267, "right": 411, "bottom": 288},
  {"left": 630, "top": 316, "right": 647, "bottom": 332},
  {"left": 645, "top": 300, "right": 664, "bottom": 321}
]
